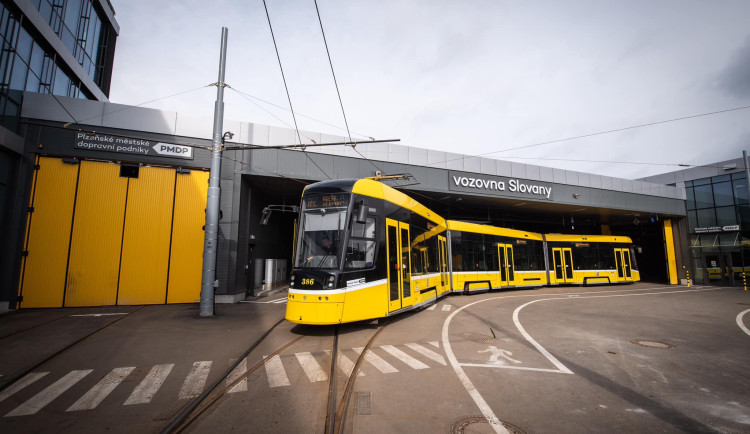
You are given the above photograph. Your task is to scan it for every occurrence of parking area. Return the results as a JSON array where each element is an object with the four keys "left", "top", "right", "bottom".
[{"left": 0, "top": 283, "right": 748, "bottom": 433}]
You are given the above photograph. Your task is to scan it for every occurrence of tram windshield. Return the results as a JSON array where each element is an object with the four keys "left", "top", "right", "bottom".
[{"left": 294, "top": 194, "right": 349, "bottom": 269}]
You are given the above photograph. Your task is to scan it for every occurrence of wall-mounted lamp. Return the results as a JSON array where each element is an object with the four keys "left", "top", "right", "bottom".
[{"left": 572, "top": 193, "right": 580, "bottom": 199}]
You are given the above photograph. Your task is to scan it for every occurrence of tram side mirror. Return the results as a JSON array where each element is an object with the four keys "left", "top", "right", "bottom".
[
  {"left": 356, "top": 201, "right": 368, "bottom": 224},
  {"left": 260, "top": 207, "right": 271, "bottom": 226}
]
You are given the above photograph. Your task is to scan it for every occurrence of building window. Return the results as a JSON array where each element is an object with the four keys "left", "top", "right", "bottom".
[
  {"left": 696, "top": 208, "right": 716, "bottom": 228},
  {"left": 715, "top": 206, "right": 737, "bottom": 227},
  {"left": 712, "top": 181, "right": 733, "bottom": 207},
  {"left": 693, "top": 184, "right": 714, "bottom": 209}
]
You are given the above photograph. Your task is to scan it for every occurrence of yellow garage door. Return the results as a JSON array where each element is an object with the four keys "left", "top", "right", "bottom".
[
  {"left": 18, "top": 157, "right": 78, "bottom": 308},
  {"left": 19, "top": 157, "right": 209, "bottom": 308},
  {"left": 117, "top": 166, "right": 176, "bottom": 305},
  {"left": 167, "top": 170, "right": 209, "bottom": 303},
  {"left": 65, "top": 161, "right": 127, "bottom": 307}
]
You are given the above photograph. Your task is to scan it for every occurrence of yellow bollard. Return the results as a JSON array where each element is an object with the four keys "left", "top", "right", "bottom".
[
  {"left": 686, "top": 269, "right": 691, "bottom": 287},
  {"left": 744, "top": 272, "right": 747, "bottom": 292}
]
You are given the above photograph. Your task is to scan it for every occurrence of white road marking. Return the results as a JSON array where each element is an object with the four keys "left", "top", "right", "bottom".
[
  {"left": 352, "top": 347, "right": 399, "bottom": 373},
  {"left": 441, "top": 285, "right": 708, "bottom": 434},
  {"left": 405, "top": 343, "right": 446, "bottom": 366},
  {"left": 459, "top": 364, "right": 567, "bottom": 373},
  {"left": 295, "top": 352, "right": 328, "bottom": 382},
  {"left": 325, "top": 350, "right": 364, "bottom": 377},
  {"left": 427, "top": 304, "right": 437, "bottom": 311},
  {"left": 381, "top": 345, "right": 429, "bottom": 370},
  {"left": 429, "top": 341, "right": 440, "bottom": 348},
  {"left": 67, "top": 367, "right": 134, "bottom": 411},
  {"left": 70, "top": 313, "right": 128, "bottom": 317},
  {"left": 442, "top": 305, "right": 452, "bottom": 312},
  {"left": 736, "top": 309, "right": 750, "bottom": 337},
  {"left": 478, "top": 346, "right": 521, "bottom": 365},
  {"left": 0, "top": 372, "right": 48, "bottom": 403},
  {"left": 264, "top": 355, "right": 290, "bottom": 388},
  {"left": 6, "top": 370, "right": 92, "bottom": 417},
  {"left": 178, "top": 361, "right": 212, "bottom": 400},
  {"left": 124, "top": 364, "right": 173, "bottom": 405},
  {"left": 512, "top": 300, "right": 574, "bottom": 374},
  {"left": 240, "top": 298, "right": 288, "bottom": 304},
  {"left": 226, "top": 358, "right": 247, "bottom": 393}
]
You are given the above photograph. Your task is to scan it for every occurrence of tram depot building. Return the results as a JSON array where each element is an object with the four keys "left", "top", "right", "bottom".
[{"left": 0, "top": 92, "right": 746, "bottom": 310}]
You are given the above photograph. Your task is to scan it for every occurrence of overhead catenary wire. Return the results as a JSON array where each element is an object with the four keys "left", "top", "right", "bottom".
[
  {"left": 311, "top": 0, "right": 396, "bottom": 186},
  {"left": 62, "top": 85, "right": 212, "bottom": 128},
  {"left": 430, "top": 104, "right": 750, "bottom": 169},
  {"left": 227, "top": 86, "right": 373, "bottom": 140},
  {"left": 262, "top": 0, "right": 330, "bottom": 179},
  {"left": 227, "top": 86, "right": 317, "bottom": 144},
  {"left": 313, "top": 0, "right": 352, "bottom": 145}
]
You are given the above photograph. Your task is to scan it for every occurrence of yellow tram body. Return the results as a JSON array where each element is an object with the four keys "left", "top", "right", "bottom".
[{"left": 286, "top": 179, "right": 641, "bottom": 325}]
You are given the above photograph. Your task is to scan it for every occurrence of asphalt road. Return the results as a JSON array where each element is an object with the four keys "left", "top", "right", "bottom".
[{"left": 0, "top": 283, "right": 748, "bottom": 433}]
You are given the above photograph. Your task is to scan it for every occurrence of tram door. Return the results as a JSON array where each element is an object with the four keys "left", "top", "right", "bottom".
[
  {"left": 438, "top": 236, "right": 448, "bottom": 292},
  {"left": 497, "top": 244, "right": 515, "bottom": 286},
  {"left": 614, "top": 248, "right": 633, "bottom": 282},
  {"left": 552, "top": 248, "right": 574, "bottom": 283},
  {"left": 386, "top": 219, "right": 413, "bottom": 312}
]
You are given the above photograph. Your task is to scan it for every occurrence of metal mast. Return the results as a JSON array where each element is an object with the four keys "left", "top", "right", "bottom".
[{"left": 199, "top": 27, "right": 228, "bottom": 317}]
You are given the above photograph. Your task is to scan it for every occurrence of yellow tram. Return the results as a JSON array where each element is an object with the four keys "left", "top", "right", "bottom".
[
  {"left": 286, "top": 179, "right": 640, "bottom": 325},
  {"left": 544, "top": 234, "right": 640, "bottom": 285},
  {"left": 285, "top": 178, "right": 449, "bottom": 325}
]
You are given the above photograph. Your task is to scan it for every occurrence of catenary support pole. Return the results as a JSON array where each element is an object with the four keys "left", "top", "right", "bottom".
[
  {"left": 744, "top": 151, "right": 750, "bottom": 207},
  {"left": 199, "top": 27, "right": 228, "bottom": 317}
]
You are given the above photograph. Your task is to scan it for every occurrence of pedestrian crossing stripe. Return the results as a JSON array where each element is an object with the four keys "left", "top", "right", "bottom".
[{"left": 0, "top": 341, "right": 446, "bottom": 417}]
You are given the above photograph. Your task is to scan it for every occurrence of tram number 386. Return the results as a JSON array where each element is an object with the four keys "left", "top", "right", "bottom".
[{"left": 301, "top": 278, "right": 315, "bottom": 286}]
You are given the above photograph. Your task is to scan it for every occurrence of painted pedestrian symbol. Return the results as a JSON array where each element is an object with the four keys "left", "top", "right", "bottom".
[{"left": 478, "top": 346, "right": 521, "bottom": 365}]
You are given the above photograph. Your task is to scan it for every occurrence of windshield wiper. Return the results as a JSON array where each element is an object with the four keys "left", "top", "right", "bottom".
[{"left": 316, "top": 253, "right": 333, "bottom": 268}]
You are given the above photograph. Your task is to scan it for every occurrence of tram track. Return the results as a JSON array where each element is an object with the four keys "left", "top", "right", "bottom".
[
  {"left": 162, "top": 316, "right": 392, "bottom": 434},
  {"left": 0, "top": 305, "right": 146, "bottom": 394},
  {"left": 327, "top": 318, "right": 391, "bottom": 434}
]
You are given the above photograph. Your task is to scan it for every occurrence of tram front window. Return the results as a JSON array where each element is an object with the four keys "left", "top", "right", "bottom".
[{"left": 294, "top": 202, "right": 348, "bottom": 269}]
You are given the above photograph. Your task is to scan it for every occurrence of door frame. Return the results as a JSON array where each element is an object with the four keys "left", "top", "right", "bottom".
[{"left": 386, "top": 218, "right": 413, "bottom": 312}]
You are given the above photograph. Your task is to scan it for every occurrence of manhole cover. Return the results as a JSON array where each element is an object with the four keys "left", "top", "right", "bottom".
[
  {"left": 447, "top": 415, "right": 526, "bottom": 434},
  {"left": 355, "top": 391, "right": 371, "bottom": 415},
  {"left": 453, "top": 332, "right": 502, "bottom": 345},
  {"left": 631, "top": 339, "right": 675, "bottom": 349}
]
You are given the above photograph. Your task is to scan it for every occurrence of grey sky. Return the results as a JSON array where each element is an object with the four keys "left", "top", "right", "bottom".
[{"left": 109, "top": 0, "right": 750, "bottom": 179}]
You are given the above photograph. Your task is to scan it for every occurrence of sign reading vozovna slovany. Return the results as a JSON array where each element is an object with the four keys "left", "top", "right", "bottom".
[
  {"left": 74, "top": 132, "right": 194, "bottom": 160},
  {"left": 449, "top": 171, "right": 553, "bottom": 200}
]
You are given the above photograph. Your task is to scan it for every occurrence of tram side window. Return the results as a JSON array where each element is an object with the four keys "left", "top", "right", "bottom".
[
  {"left": 629, "top": 247, "right": 639, "bottom": 271},
  {"left": 411, "top": 248, "right": 427, "bottom": 275},
  {"left": 427, "top": 237, "right": 440, "bottom": 273},
  {"left": 457, "top": 233, "right": 486, "bottom": 271},
  {"left": 529, "top": 242, "right": 544, "bottom": 270},
  {"left": 572, "top": 244, "right": 598, "bottom": 270},
  {"left": 451, "top": 233, "right": 463, "bottom": 271},
  {"left": 515, "top": 245, "right": 529, "bottom": 270},
  {"left": 598, "top": 245, "right": 616, "bottom": 269},
  {"left": 344, "top": 217, "right": 376, "bottom": 270}
]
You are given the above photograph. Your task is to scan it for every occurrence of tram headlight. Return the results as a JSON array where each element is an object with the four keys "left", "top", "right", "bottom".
[{"left": 328, "top": 275, "right": 334, "bottom": 288}]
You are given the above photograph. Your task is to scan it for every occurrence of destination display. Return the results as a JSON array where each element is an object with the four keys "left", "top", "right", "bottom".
[
  {"left": 304, "top": 193, "right": 349, "bottom": 209},
  {"left": 448, "top": 171, "right": 554, "bottom": 200}
]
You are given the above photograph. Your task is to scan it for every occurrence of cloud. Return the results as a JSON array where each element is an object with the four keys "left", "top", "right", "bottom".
[{"left": 716, "top": 36, "right": 750, "bottom": 99}]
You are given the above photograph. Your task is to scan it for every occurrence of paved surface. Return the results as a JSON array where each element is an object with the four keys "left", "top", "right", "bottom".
[{"left": 0, "top": 283, "right": 748, "bottom": 433}]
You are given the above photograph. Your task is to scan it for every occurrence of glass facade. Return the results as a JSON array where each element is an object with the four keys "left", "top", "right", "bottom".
[
  {"left": 0, "top": 0, "right": 114, "bottom": 130},
  {"left": 685, "top": 172, "right": 750, "bottom": 286}
]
